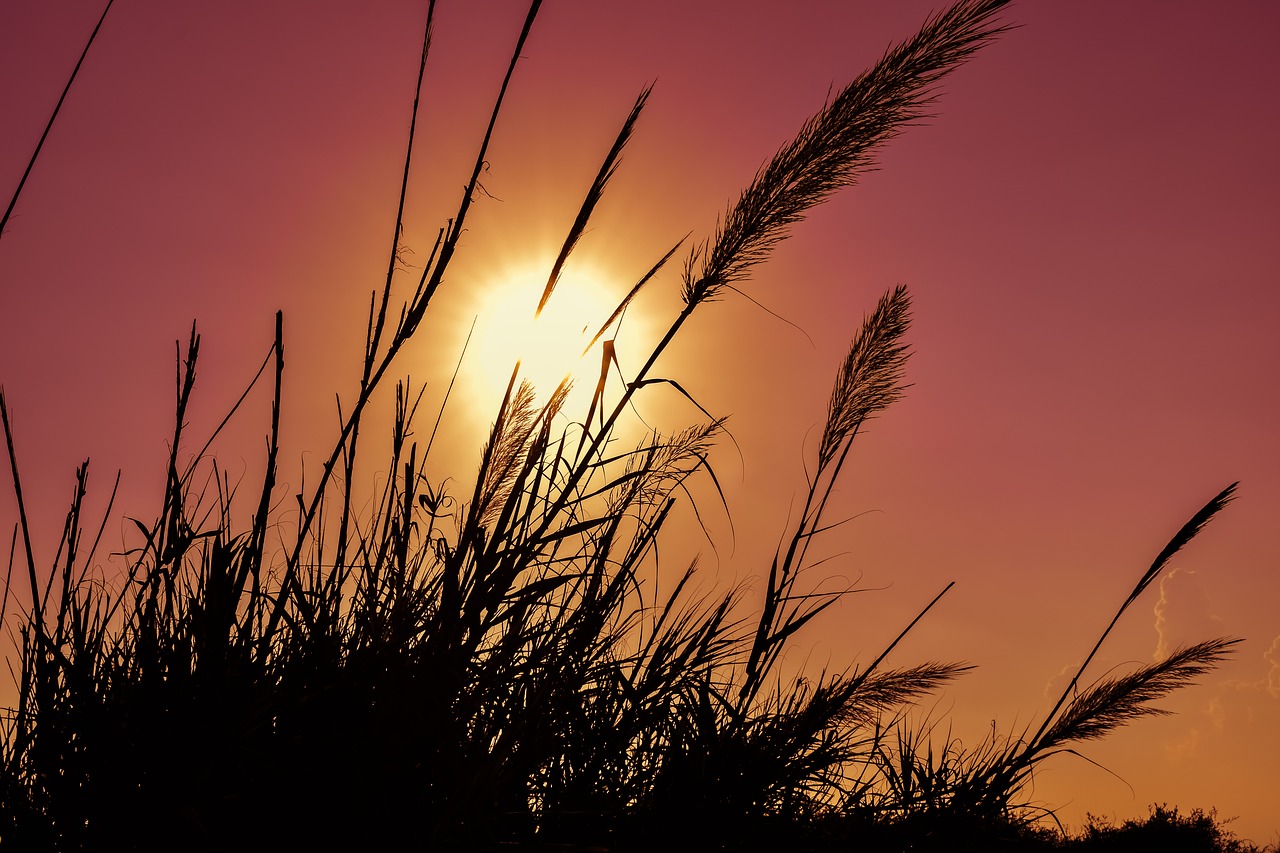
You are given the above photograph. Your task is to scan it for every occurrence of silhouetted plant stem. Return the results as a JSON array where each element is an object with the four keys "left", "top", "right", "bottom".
[
  {"left": 1, "top": 0, "right": 116, "bottom": 241},
  {"left": 368, "top": 1, "right": 436, "bottom": 376},
  {"left": 0, "top": 390, "right": 43, "bottom": 627},
  {"left": 538, "top": 85, "right": 653, "bottom": 317},
  {"left": 1026, "top": 482, "right": 1240, "bottom": 755},
  {"left": 244, "top": 311, "right": 284, "bottom": 590}
]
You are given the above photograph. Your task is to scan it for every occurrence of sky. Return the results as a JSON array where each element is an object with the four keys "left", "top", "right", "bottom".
[{"left": 2, "top": 0, "right": 1278, "bottom": 841}]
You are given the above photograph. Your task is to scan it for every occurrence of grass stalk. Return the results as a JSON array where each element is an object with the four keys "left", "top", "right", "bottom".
[{"left": 1, "top": 0, "right": 116, "bottom": 240}]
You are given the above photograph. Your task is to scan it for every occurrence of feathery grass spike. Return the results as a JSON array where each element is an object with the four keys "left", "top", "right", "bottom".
[
  {"left": 538, "top": 85, "right": 652, "bottom": 318},
  {"left": 682, "top": 0, "right": 1012, "bottom": 307}
]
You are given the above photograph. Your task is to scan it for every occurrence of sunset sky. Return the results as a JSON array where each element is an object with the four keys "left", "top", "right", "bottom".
[{"left": 2, "top": 0, "right": 1277, "bottom": 841}]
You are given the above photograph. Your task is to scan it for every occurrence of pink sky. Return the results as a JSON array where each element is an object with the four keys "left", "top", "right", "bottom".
[{"left": 3, "top": 0, "right": 1278, "bottom": 841}]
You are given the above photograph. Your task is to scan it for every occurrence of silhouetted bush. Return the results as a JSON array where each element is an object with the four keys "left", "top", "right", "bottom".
[{"left": 1070, "top": 805, "right": 1263, "bottom": 853}]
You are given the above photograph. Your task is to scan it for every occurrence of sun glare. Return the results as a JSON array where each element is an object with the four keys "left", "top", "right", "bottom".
[{"left": 468, "top": 263, "right": 625, "bottom": 413}]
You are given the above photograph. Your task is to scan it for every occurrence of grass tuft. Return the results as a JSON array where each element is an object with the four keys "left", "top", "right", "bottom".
[{"left": 0, "top": 1, "right": 1253, "bottom": 850}]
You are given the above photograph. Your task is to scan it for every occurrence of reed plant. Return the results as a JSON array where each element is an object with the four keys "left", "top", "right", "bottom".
[
  {"left": 0, "top": 1, "right": 1247, "bottom": 850},
  {"left": 857, "top": 487, "right": 1242, "bottom": 838}
]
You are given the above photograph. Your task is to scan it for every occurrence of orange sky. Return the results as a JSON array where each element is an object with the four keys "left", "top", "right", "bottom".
[{"left": 2, "top": 0, "right": 1278, "bottom": 842}]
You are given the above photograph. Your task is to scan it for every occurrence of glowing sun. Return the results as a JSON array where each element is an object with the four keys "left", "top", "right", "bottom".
[{"left": 468, "top": 263, "right": 627, "bottom": 412}]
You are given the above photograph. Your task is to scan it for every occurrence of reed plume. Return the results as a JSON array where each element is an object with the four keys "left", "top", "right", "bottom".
[{"left": 683, "top": 0, "right": 1013, "bottom": 307}]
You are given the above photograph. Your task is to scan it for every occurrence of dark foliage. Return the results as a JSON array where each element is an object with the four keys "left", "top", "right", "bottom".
[{"left": 1, "top": 2, "right": 1258, "bottom": 851}]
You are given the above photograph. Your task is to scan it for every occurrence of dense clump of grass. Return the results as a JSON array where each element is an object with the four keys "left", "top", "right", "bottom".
[{"left": 0, "top": 1, "right": 1252, "bottom": 850}]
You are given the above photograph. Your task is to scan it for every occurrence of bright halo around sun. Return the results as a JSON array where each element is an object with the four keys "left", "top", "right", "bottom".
[{"left": 468, "top": 262, "right": 626, "bottom": 415}]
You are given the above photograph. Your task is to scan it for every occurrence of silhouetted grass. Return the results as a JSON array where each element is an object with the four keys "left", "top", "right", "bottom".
[{"left": 0, "top": 1, "right": 1259, "bottom": 851}]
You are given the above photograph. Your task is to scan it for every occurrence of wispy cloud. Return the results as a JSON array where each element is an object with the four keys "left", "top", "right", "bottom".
[
  {"left": 1158, "top": 635, "right": 1280, "bottom": 765},
  {"left": 1152, "top": 568, "right": 1224, "bottom": 660},
  {"left": 1264, "top": 634, "right": 1280, "bottom": 699}
]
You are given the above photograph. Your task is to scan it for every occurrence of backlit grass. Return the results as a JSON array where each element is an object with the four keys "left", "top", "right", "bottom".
[{"left": 0, "top": 2, "right": 1263, "bottom": 850}]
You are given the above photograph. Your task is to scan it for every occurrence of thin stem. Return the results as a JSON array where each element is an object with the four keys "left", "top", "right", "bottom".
[{"left": 1, "top": 0, "right": 116, "bottom": 240}]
